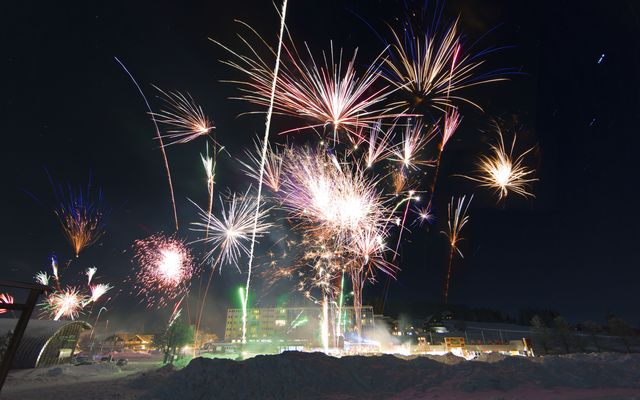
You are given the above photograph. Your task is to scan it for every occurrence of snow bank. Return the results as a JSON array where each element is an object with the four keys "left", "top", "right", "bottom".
[
  {"left": 7, "top": 363, "right": 121, "bottom": 386},
  {"left": 141, "top": 352, "right": 640, "bottom": 400}
]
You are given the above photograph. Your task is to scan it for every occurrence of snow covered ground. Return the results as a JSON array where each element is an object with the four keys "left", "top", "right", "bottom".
[{"left": 1, "top": 352, "right": 639, "bottom": 400}]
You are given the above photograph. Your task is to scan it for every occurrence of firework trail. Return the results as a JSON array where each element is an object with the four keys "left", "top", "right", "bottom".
[
  {"left": 86, "top": 267, "right": 98, "bottom": 285},
  {"left": 425, "top": 107, "right": 463, "bottom": 210},
  {"left": 240, "top": 140, "right": 283, "bottom": 193},
  {"left": 460, "top": 125, "right": 537, "bottom": 201},
  {"left": 442, "top": 195, "right": 472, "bottom": 303},
  {"left": 49, "top": 178, "right": 107, "bottom": 258},
  {"left": 51, "top": 255, "right": 61, "bottom": 291},
  {"left": 132, "top": 234, "right": 195, "bottom": 308},
  {"left": 201, "top": 143, "right": 217, "bottom": 237},
  {"left": 0, "top": 294, "right": 14, "bottom": 314},
  {"left": 152, "top": 86, "right": 214, "bottom": 147},
  {"left": 240, "top": 0, "right": 288, "bottom": 346},
  {"left": 44, "top": 287, "right": 88, "bottom": 321},
  {"left": 115, "top": 57, "right": 179, "bottom": 230}
]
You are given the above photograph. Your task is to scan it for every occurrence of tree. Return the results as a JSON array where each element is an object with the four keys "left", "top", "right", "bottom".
[
  {"left": 553, "top": 316, "right": 571, "bottom": 353},
  {"left": 155, "top": 320, "right": 195, "bottom": 365},
  {"left": 531, "top": 315, "right": 551, "bottom": 354},
  {"left": 608, "top": 317, "right": 634, "bottom": 353},
  {"left": 582, "top": 320, "right": 602, "bottom": 352}
]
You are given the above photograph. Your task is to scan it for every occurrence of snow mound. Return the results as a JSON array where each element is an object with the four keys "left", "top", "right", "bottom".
[
  {"left": 143, "top": 352, "right": 640, "bottom": 400},
  {"left": 472, "top": 352, "right": 508, "bottom": 363},
  {"left": 8, "top": 363, "right": 121, "bottom": 385}
]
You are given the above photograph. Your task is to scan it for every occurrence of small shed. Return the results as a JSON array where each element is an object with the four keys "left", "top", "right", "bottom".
[{"left": 0, "top": 319, "right": 91, "bottom": 369}]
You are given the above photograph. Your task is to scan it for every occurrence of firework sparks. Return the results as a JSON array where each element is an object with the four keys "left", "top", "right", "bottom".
[
  {"left": 35, "top": 271, "right": 51, "bottom": 286},
  {"left": 441, "top": 107, "right": 462, "bottom": 150},
  {"left": 132, "top": 234, "right": 195, "bottom": 308},
  {"left": 89, "top": 283, "right": 113, "bottom": 303},
  {"left": 191, "top": 190, "right": 273, "bottom": 269},
  {"left": 366, "top": 121, "right": 395, "bottom": 168},
  {"left": 461, "top": 126, "right": 538, "bottom": 200},
  {"left": 201, "top": 143, "right": 217, "bottom": 237},
  {"left": 279, "top": 146, "right": 387, "bottom": 245},
  {"left": 414, "top": 204, "right": 435, "bottom": 226},
  {"left": 240, "top": 140, "right": 283, "bottom": 193},
  {"left": 384, "top": 19, "right": 507, "bottom": 112},
  {"left": 214, "top": 28, "right": 409, "bottom": 141},
  {"left": 44, "top": 287, "right": 87, "bottom": 321},
  {"left": 442, "top": 195, "right": 473, "bottom": 303},
  {"left": 392, "top": 120, "right": 437, "bottom": 170},
  {"left": 49, "top": 179, "right": 108, "bottom": 257},
  {"left": 152, "top": 86, "right": 214, "bottom": 147},
  {"left": 0, "top": 294, "right": 14, "bottom": 314},
  {"left": 86, "top": 267, "right": 98, "bottom": 285}
]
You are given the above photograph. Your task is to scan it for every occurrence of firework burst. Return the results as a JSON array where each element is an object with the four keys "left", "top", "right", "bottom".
[
  {"left": 44, "top": 287, "right": 88, "bottom": 321},
  {"left": 214, "top": 28, "right": 410, "bottom": 140},
  {"left": 392, "top": 120, "right": 437, "bottom": 170},
  {"left": 49, "top": 177, "right": 108, "bottom": 257},
  {"left": 89, "top": 283, "right": 113, "bottom": 303},
  {"left": 384, "top": 19, "right": 508, "bottom": 112},
  {"left": 279, "top": 146, "right": 388, "bottom": 245},
  {"left": 35, "top": 271, "right": 51, "bottom": 286},
  {"left": 462, "top": 126, "right": 537, "bottom": 201},
  {"left": 132, "top": 234, "right": 195, "bottom": 308},
  {"left": 152, "top": 86, "right": 214, "bottom": 147},
  {"left": 366, "top": 121, "right": 395, "bottom": 168},
  {"left": 0, "top": 294, "right": 14, "bottom": 314},
  {"left": 191, "top": 190, "right": 273, "bottom": 269}
]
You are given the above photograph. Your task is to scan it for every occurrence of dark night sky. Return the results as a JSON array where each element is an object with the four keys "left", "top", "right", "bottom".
[{"left": 2, "top": 1, "right": 640, "bottom": 334}]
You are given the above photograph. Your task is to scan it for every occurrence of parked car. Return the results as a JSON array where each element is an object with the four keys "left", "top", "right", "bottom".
[{"left": 116, "top": 358, "right": 128, "bottom": 366}]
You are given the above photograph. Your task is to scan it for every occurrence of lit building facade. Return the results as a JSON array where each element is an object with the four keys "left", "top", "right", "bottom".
[{"left": 224, "top": 306, "right": 375, "bottom": 348}]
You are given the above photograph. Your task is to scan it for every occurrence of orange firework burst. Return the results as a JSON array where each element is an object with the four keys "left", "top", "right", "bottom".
[
  {"left": 50, "top": 177, "right": 108, "bottom": 258},
  {"left": 462, "top": 125, "right": 538, "bottom": 201}
]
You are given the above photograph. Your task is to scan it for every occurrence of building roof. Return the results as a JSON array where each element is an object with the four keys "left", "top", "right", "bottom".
[{"left": 0, "top": 318, "right": 91, "bottom": 369}]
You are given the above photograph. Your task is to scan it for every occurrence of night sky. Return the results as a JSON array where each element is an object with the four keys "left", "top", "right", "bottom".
[{"left": 2, "top": 0, "right": 640, "bottom": 334}]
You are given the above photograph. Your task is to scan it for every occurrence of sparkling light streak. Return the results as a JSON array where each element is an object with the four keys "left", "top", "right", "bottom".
[
  {"left": 152, "top": 86, "right": 214, "bottom": 147},
  {"left": 442, "top": 195, "right": 473, "bottom": 303}
]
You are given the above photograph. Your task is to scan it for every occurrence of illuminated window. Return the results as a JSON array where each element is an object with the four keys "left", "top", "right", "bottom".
[{"left": 275, "top": 319, "right": 286, "bottom": 327}]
